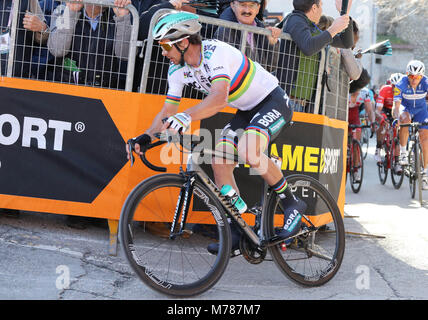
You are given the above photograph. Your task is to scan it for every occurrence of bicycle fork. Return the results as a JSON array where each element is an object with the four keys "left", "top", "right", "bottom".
[{"left": 169, "top": 174, "right": 195, "bottom": 240}]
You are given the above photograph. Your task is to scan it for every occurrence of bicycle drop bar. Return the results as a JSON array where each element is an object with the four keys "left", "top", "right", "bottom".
[{"left": 399, "top": 122, "right": 428, "bottom": 128}]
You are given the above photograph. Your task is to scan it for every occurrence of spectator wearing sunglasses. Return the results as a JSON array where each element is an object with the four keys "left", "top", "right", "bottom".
[{"left": 214, "top": 0, "right": 281, "bottom": 72}]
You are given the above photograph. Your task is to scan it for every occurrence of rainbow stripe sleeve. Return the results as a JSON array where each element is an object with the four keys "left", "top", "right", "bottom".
[
  {"left": 211, "top": 74, "right": 231, "bottom": 84},
  {"left": 165, "top": 94, "right": 181, "bottom": 105}
]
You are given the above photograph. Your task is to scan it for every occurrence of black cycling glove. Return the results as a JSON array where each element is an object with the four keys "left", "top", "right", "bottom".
[{"left": 129, "top": 133, "right": 151, "bottom": 151}]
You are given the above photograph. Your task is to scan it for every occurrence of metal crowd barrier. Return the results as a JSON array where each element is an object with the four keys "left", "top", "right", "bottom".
[
  {"left": 322, "top": 48, "right": 349, "bottom": 121},
  {"left": 1, "top": 3, "right": 348, "bottom": 119},
  {"left": 1, "top": 0, "right": 139, "bottom": 91},
  {"left": 140, "top": 9, "right": 349, "bottom": 120}
]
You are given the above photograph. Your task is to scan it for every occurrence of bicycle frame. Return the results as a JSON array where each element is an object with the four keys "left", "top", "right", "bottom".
[{"left": 137, "top": 134, "right": 315, "bottom": 250}]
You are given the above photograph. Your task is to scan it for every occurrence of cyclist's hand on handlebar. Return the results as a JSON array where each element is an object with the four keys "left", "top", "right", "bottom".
[
  {"left": 161, "top": 113, "right": 192, "bottom": 134},
  {"left": 127, "top": 133, "right": 151, "bottom": 159}
]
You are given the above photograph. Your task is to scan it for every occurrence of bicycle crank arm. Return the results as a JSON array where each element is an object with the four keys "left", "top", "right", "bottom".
[{"left": 263, "top": 229, "right": 311, "bottom": 248}]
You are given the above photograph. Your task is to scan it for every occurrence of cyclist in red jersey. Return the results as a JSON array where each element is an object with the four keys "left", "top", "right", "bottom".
[
  {"left": 375, "top": 73, "right": 403, "bottom": 173},
  {"left": 348, "top": 87, "right": 375, "bottom": 181}
]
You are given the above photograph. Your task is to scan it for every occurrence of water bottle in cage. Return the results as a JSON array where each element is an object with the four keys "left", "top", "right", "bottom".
[{"left": 220, "top": 185, "right": 247, "bottom": 214}]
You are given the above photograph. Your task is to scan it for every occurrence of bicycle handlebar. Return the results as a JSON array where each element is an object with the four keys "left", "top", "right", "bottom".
[
  {"left": 348, "top": 124, "right": 371, "bottom": 129},
  {"left": 128, "top": 133, "right": 204, "bottom": 172},
  {"left": 399, "top": 122, "right": 428, "bottom": 128}
]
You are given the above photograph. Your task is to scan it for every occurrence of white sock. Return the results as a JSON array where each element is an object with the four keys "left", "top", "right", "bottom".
[{"left": 400, "top": 146, "right": 406, "bottom": 155}]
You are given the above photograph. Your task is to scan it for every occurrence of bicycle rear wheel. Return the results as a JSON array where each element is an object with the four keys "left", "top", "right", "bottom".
[
  {"left": 377, "top": 142, "right": 388, "bottom": 185},
  {"left": 263, "top": 174, "right": 345, "bottom": 287},
  {"left": 350, "top": 140, "right": 364, "bottom": 193},
  {"left": 119, "top": 174, "right": 231, "bottom": 297}
]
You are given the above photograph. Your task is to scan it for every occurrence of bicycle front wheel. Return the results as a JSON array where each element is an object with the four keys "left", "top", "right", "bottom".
[
  {"left": 390, "top": 137, "right": 404, "bottom": 189},
  {"left": 350, "top": 139, "right": 364, "bottom": 193},
  {"left": 263, "top": 174, "right": 345, "bottom": 287},
  {"left": 361, "top": 127, "right": 370, "bottom": 159},
  {"left": 119, "top": 174, "right": 231, "bottom": 297},
  {"left": 408, "top": 142, "right": 417, "bottom": 199},
  {"left": 377, "top": 142, "right": 388, "bottom": 185}
]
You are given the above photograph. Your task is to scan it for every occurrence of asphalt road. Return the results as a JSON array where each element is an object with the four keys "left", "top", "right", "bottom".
[{"left": 0, "top": 138, "right": 427, "bottom": 302}]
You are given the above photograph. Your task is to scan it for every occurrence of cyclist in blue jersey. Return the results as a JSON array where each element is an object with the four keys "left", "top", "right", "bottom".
[{"left": 393, "top": 60, "right": 428, "bottom": 189}]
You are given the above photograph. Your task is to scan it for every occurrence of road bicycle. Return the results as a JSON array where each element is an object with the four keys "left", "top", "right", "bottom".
[
  {"left": 377, "top": 119, "right": 404, "bottom": 189},
  {"left": 119, "top": 132, "right": 345, "bottom": 297},
  {"left": 347, "top": 124, "right": 370, "bottom": 193},
  {"left": 401, "top": 122, "right": 428, "bottom": 205}
]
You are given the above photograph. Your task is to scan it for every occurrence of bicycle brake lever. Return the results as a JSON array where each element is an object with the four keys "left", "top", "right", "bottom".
[{"left": 127, "top": 140, "right": 135, "bottom": 167}]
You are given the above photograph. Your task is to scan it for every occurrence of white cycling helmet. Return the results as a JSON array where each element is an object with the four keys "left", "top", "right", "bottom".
[
  {"left": 152, "top": 11, "right": 202, "bottom": 41},
  {"left": 406, "top": 60, "right": 425, "bottom": 76},
  {"left": 389, "top": 73, "right": 404, "bottom": 85}
]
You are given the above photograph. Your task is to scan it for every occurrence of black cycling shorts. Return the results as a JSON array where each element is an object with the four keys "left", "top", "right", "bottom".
[{"left": 216, "top": 86, "right": 293, "bottom": 153}]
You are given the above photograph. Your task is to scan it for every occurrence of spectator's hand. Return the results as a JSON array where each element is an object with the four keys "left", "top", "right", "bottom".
[
  {"left": 23, "top": 12, "right": 47, "bottom": 33},
  {"left": 67, "top": 0, "right": 84, "bottom": 12},
  {"left": 266, "top": 26, "right": 281, "bottom": 45},
  {"left": 335, "top": 0, "right": 352, "bottom": 15},
  {"left": 169, "top": 0, "right": 190, "bottom": 10},
  {"left": 113, "top": 0, "right": 131, "bottom": 17},
  {"left": 354, "top": 48, "right": 362, "bottom": 59},
  {"left": 327, "top": 14, "right": 350, "bottom": 38}
]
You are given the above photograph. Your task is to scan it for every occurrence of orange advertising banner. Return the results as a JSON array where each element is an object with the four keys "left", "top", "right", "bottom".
[{"left": 0, "top": 78, "right": 347, "bottom": 223}]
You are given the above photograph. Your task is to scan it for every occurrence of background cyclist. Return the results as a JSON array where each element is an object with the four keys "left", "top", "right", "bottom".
[
  {"left": 127, "top": 11, "right": 307, "bottom": 253},
  {"left": 348, "top": 86, "right": 375, "bottom": 181},
  {"left": 393, "top": 60, "right": 428, "bottom": 190},
  {"left": 375, "top": 72, "right": 403, "bottom": 173}
]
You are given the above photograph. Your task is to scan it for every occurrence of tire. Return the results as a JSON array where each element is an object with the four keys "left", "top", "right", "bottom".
[
  {"left": 408, "top": 143, "right": 417, "bottom": 199},
  {"left": 350, "top": 140, "right": 364, "bottom": 193},
  {"left": 263, "top": 174, "right": 345, "bottom": 287},
  {"left": 119, "top": 174, "right": 231, "bottom": 297},
  {"left": 390, "top": 138, "right": 404, "bottom": 189},
  {"left": 415, "top": 142, "right": 423, "bottom": 205},
  {"left": 361, "top": 127, "right": 370, "bottom": 160},
  {"left": 377, "top": 142, "right": 388, "bottom": 185}
]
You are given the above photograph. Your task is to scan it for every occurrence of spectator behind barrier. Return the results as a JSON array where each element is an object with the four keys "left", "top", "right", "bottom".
[
  {"left": 22, "top": 0, "right": 60, "bottom": 80},
  {"left": 0, "top": 0, "right": 37, "bottom": 78},
  {"left": 214, "top": 0, "right": 281, "bottom": 72},
  {"left": 131, "top": 0, "right": 165, "bottom": 16},
  {"left": 340, "top": 19, "right": 362, "bottom": 81},
  {"left": 349, "top": 68, "right": 371, "bottom": 94},
  {"left": 116, "top": 0, "right": 191, "bottom": 92},
  {"left": 276, "top": 0, "right": 354, "bottom": 112},
  {"left": 47, "top": 0, "right": 131, "bottom": 89}
]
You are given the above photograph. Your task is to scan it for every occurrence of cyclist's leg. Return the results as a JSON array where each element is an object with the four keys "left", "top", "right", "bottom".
[
  {"left": 237, "top": 87, "right": 305, "bottom": 239},
  {"left": 398, "top": 108, "right": 412, "bottom": 164},
  {"left": 212, "top": 123, "right": 239, "bottom": 193},
  {"left": 209, "top": 113, "right": 251, "bottom": 254},
  {"left": 375, "top": 112, "right": 388, "bottom": 162}
]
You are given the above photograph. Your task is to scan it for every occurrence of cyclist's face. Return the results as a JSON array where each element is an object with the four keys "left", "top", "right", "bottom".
[
  {"left": 408, "top": 74, "right": 423, "bottom": 88},
  {"left": 231, "top": 1, "right": 260, "bottom": 25},
  {"left": 160, "top": 40, "right": 184, "bottom": 65}
]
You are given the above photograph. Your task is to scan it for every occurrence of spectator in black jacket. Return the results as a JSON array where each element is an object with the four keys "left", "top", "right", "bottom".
[
  {"left": 214, "top": 0, "right": 281, "bottom": 72},
  {"left": 276, "top": 0, "right": 354, "bottom": 113},
  {"left": 48, "top": 0, "right": 131, "bottom": 89}
]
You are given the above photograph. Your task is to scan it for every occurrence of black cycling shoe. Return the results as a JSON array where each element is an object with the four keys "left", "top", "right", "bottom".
[
  {"left": 207, "top": 223, "right": 241, "bottom": 255},
  {"left": 275, "top": 198, "right": 307, "bottom": 239}
]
